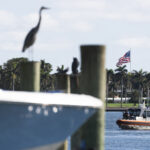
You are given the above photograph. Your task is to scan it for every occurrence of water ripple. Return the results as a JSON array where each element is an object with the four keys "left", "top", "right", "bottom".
[{"left": 105, "top": 112, "right": 150, "bottom": 150}]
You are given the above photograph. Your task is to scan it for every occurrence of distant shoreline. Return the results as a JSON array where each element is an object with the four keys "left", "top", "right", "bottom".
[{"left": 106, "top": 107, "right": 128, "bottom": 111}]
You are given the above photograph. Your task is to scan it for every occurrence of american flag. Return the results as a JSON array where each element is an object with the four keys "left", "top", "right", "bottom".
[{"left": 116, "top": 51, "right": 130, "bottom": 67}]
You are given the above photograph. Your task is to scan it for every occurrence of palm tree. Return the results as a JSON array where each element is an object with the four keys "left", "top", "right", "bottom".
[
  {"left": 56, "top": 65, "right": 69, "bottom": 74},
  {"left": 115, "top": 65, "right": 127, "bottom": 107},
  {"left": 132, "top": 69, "right": 147, "bottom": 104},
  {"left": 1, "top": 57, "right": 28, "bottom": 90},
  {"left": 109, "top": 72, "right": 118, "bottom": 102},
  {"left": 145, "top": 73, "right": 150, "bottom": 106},
  {"left": 106, "top": 69, "right": 114, "bottom": 107},
  {"left": 0, "top": 66, "right": 3, "bottom": 88},
  {"left": 40, "top": 60, "right": 54, "bottom": 91},
  {"left": 123, "top": 72, "right": 131, "bottom": 103}
]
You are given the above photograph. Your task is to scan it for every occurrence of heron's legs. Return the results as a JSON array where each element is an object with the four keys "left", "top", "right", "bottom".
[
  {"left": 28, "top": 46, "right": 34, "bottom": 61},
  {"left": 31, "top": 46, "right": 34, "bottom": 61}
]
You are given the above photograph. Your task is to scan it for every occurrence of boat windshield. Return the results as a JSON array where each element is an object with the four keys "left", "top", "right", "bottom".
[
  {"left": 143, "top": 110, "right": 150, "bottom": 118},
  {"left": 128, "top": 109, "right": 141, "bottom": 117}
]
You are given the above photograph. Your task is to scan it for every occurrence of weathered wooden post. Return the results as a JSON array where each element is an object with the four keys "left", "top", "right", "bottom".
[
  {"left": 20, "top": 61, "right": 40, "bottom": 91},
  {"left": 70, "top": 74, "right": 82, "bottom": 149},
  {"left": 55, "top": 74, "right": 70, "bottom": 93},
  {"left": 55, "top": 74, "right": 71, "bottom": 150},
  {"left": 70, "top": 74, "right": 80, "bottom": 94},
  {"left": 57, "top": 141, "right": 68, "bottom": 150},
  {"left": 79, "top": 45, "right": 106, "bottom": 150}
]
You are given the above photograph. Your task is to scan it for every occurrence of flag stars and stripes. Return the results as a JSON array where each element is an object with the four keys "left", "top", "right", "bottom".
[{"left": 116, "top": 51, "right": 130, "bottom": 67}]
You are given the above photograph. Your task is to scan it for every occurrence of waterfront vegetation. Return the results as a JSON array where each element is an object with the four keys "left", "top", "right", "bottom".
[
  {"left": 0, "top": 57, "right": 150, "bottom": 108},
  {"left": 106, "top": 65, "right": 150, "bottom": 107},
  {"left": 107, "top": 103, "right": 138, "bottom": 108},
  {"left": 0, "top": 57, "right": 55, "bottom": 91}
]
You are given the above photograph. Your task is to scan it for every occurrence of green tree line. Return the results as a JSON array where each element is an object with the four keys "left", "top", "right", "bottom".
[
  {"left": 106, "top": 65, "right": 150, "bottom": 106},
  {"left": 0, "top": 57, "right": 55, "bottom": 91},
  {"left": 1, "top": 57, "right": 150, "bottom": 107}
]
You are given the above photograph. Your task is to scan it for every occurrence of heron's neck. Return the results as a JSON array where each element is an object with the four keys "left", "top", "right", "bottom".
[{"left": 36, "top": 10, "right": 42, "bottom": 30}]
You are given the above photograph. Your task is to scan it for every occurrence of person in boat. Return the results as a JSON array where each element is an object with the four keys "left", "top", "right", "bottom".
[{"left": 123, "top": 110, "right": 130, "bottom": 119}]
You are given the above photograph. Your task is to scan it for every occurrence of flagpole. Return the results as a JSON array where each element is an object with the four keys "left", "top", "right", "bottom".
[{"left": 130, "top": 49, "right": 131, "bottom": 73}]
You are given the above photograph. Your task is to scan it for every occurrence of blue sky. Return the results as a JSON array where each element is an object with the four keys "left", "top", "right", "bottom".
[{"left": 1, "top": 0, "right": 150, "bottom": 73}]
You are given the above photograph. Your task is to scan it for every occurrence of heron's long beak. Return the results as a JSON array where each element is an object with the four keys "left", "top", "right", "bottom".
[{"left": 44, "top": 7, "right": 50, "bottom": 10}]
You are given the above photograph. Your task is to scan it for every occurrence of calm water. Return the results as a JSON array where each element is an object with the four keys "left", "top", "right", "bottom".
[{"left": 105, "top": 112, "right": 150, "bottom": 150}]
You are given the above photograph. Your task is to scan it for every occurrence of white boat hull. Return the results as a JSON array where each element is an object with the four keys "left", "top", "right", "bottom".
[{"left": 0, "top": 103, "right": 96, "bottom": 150}]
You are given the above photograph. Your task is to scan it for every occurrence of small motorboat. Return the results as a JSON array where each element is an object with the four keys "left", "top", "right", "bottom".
[{"left": 116, "top": 102, "right": 150, "bottom": 130}]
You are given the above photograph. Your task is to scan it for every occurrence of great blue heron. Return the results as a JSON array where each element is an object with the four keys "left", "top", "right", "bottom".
[{"left": 22, "top": 6, "right": 49, "bottom": 52}]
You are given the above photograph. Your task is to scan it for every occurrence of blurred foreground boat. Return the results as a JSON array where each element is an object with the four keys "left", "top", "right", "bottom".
[{"left": 0, "top": 90, "right": 102, "bottom": 150}]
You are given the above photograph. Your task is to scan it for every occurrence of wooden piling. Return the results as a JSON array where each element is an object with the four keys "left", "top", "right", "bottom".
[
  {"left": 70, "top": 74, "right": 80, "bottom": 94},
  {"left": 55, "top": 74, "right": 70, "bottom": 93},
  {"left": 55, "top": 74, "right": 71, "bottom": 150},
  {"left": 20, "top": 61, "right": 40, "bottom": 92},
  {"left": 57, "top": 141, "right": 68, "bottom": 150},
  {"left": 79, "top": 45, "right": 106, "bottom": 150}
]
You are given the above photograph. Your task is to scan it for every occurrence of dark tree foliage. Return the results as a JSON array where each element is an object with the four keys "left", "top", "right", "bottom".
[
  {"left": 106, "top": 65, "right": 150, "bottom": 104},
  {"left": 0, "top": 57, "right": 28, "bottom": 90},
  {"left": 40, "top": 60, "right": 54, "bottom": 91},
  {"left": 0, "top": 58, "right": 54, "bottom": 91},
  {"left": 56, "top": 65, "right": 69, "bottom": 74}
]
